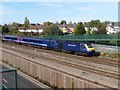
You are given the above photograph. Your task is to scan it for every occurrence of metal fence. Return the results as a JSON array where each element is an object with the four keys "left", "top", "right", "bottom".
[
  {"left": 0, "top": 69, "right": 17, "bottom": 90},
  {"left": 42, "top": 34, "right": 120, "bottom": 41}
]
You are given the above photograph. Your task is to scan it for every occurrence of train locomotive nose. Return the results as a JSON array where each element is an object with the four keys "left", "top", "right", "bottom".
[{"left": 88, "top": 50, "right": 95, "bottom": 56}]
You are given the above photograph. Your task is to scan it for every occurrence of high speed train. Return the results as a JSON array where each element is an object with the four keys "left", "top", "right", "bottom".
[{"left": 2, "top": 35, "right": 95, "bottom": 56}]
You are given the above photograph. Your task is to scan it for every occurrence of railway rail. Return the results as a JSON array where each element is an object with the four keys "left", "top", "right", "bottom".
[
  {"left": 2, "top": 49, "right": 118, "bottom": 89},
  {"left": 2, "top": 42, "right": 119, "bottom": 80},
  {"left": 2, "top": 42, "right": 118, "bottom": 67}
]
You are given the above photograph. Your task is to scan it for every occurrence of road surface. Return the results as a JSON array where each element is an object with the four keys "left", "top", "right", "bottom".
[{"left": 1, "top": 64, "right": 47, "bottom": 89}]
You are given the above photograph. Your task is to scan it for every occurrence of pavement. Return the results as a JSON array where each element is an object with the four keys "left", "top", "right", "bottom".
[{"left": 0, "top": 64, "right": 50, "bottom": 89}]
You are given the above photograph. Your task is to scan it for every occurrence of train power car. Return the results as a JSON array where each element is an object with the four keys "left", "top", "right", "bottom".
[
  {"left": 62, "top": 41, "right": 95, "bottom": 56},
  {"left": 2, "top": 35, "right": 95, "bottom": 56}
]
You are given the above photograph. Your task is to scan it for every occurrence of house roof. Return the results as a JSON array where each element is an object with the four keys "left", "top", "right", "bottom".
[
  {"left": 108, "top": 22, "right": 120, "bottom": 27},
  {"left": 59, "top": 24, "right": 76, "bottom": 28},
  {"left": 18, "top": 24, "right": 43, "bottom": 30}
]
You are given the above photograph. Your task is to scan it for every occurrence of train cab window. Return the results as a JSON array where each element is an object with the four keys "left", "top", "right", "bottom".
[{"left": 86, "top": 43, "right": 93, "bottom": 48}]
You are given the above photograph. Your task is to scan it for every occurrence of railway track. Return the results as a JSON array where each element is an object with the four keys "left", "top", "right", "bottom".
[
  {"left": 2, "top": 50, "right": 118, "bottom": 89},
  {"left": 2, "top": 42, "right": 119, "bottom": 80},
  {"left": 2, "top": 42, "right": 118, "bottom": 67}
]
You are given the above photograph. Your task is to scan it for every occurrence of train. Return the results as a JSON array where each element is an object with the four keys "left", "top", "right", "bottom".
[{"left": 1, "top": 35, "right": 95, "bottom": 56}]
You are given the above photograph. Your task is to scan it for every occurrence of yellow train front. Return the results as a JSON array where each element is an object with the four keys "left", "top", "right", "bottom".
[
  {"left": 61, "top": 41, "right": 95, "bottom": 56},
  {"left": 84, "top": 43, "right": 95, "bottom": 56}
]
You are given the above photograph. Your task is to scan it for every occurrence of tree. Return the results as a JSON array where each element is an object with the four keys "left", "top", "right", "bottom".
[
  {"left": 97, "top": 26, "right": 106, "bottom": 34},
  {"left": 87, "top": 27, "right": 92, "bottom": 34},
  {"left": 1, "top": 24, "right": 9, "bottom": 34},
  {"left": 24, "top": 17, "right": 30, "bottom": 30},
  {"left": 89, "top": 20, "right": 101, "bottom": 28},
  {"left": 43, "top": 25, "right": 63, "bottom": 35},
  {"left": 95, "top": 22, "right": 107, "bottom": 34},
  {"left": 73, "top": 22, "right": 86, "bottom": 35},
  {"left": 60, "top": 20, "right": 66, "bottom": 25},
  {"left": 43, "top": 22, "right": 53, "bottom": 27}
]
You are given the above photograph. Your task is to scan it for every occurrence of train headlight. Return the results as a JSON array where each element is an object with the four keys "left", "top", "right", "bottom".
[{"left": 88, "top": 50, "right": 91, "bottom": 52}]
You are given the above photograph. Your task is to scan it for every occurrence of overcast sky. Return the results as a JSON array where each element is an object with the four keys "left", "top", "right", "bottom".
[{"left": 1, "top": 2, "right": 118, "bottom": 24}]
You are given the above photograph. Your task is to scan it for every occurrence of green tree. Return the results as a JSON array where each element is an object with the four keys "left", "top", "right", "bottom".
[
  {"left": 24, "top": 17, "right": 30, "bottom": 30},
  {"left": 60, "top": 20, "right": 66, "bottom": 25},
  {"left": 87, "top": 27, "right": 92, "bottom": 34},
  {"left": 43, "top": 22, "right": 53, "bottom": 27},
  {"left": 8, "top": 28, "right": 18, "bottom": 35},
  {"left": 1, "top": 24, "right": 9, "bottom": 34},
  {"left": 73, "top": 22, "right": 86, "bottom": 35},
  {"left": 0, "top": 25, "right": 2, "bottom": 33},
  {"left": 95, "top": 22, "right": 107, "bottom": 34},
  {"left": 97, "top": 26, "right": 106, "bottom": 34},
  {"left": 89, "top": 20, "right": 101, "bottom": 28},
  {"left": 43, "top": 25, "right": 63, "bottom": 35}
]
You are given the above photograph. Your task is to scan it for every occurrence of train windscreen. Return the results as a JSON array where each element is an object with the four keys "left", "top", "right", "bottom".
[{"left": 86, "top": 43, "right": 93, "bottom": 48}]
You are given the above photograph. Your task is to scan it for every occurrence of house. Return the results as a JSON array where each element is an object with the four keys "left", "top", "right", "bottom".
[
  {"left": 90, "top": 27, "right": 98, "bottom": 32},
  {"left": 18, "top": 23, "right": 43, "bottom": 33},
  {"left": 84, "top": 26, "right": 98, "bottom": 34},
  {"left": 59, "top": 26, "right": 69, "bottom": 33},
  {"left": 84, "top": 22, "right": 98, "bottom": 34},
  {"left": 85, "top": 27, "right": 88, "bottom": 32},
  {"left": 106, "top": 22, "right": 120, "bottom": 34},
  {"left": 59, "top": 23, "right": 76, "bottom": 34}
]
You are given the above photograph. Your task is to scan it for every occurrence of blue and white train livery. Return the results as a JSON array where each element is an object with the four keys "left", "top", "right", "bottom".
[{"left": 2, "top": 35, "right": 95, "bottom": 56}]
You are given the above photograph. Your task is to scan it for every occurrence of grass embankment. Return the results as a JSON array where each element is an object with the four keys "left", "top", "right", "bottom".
[{"left": 100, "top": 52, "right": 120, "bottom": 59}]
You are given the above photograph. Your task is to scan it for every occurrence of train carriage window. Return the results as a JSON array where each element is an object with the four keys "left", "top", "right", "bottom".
[
  {"left": 39, "top": 41, "right": 42, "bottom": 43},
  {"left": 27, "top": 39, "right": 29, "bottom": 42},
  {"left": 36, "top": 40, "right": 38, "bottom": 43},
  {"left": 10, "top": 37, "right": 17, "bottom": 40},
  {"left": 35, "top": 40, "right": 37, "bottom": 43},
  {"left": 28, "top": 40, "right": 30, "bottom": 42},
  {"left": 30, "top": 40, "right": 31, "bottom": 42},
  {"left": 81, "top": 44, "right": 85, "bottom": 49}
]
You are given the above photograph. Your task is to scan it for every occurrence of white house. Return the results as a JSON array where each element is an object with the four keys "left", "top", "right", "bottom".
[
  {"left": 85, "top": 27, "right": 98, "bottom": 34},
  {"left": 18, "top": 29, "right": 43, "bottom": 33},
  {"left": 90, "top": 27, "right": 98, "bottom": 32},
  {"left": 106, "top": 22, "right": 120, "bottom": 34},
  {"left": 18, "top": 23, "right": 43, "bottom": 34},
  {"left": 85, "top": 27, "right": 88, "bottom": 31}
]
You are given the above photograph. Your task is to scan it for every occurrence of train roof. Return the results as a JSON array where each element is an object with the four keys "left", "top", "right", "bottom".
[
  {"left": 22, "top": 37, "right": 49, "bottom": 41},
  {"left": 3, "top": 35, "right": 20, "bottom": 38},
  {"left": 2, "top": 35, "right": 92, "bottom": 44}
]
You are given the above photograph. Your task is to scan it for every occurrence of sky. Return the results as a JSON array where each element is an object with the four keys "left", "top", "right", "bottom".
[{"left": 0, "top": 1, "right": 118, "bottom": 24}]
